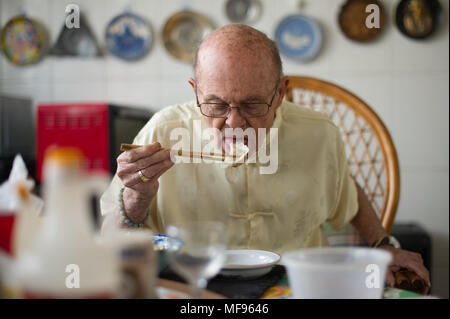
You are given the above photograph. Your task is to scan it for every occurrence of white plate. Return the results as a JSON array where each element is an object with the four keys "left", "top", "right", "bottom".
[{"left": 219, "top": 249, "right": 280, "bottom": 279}]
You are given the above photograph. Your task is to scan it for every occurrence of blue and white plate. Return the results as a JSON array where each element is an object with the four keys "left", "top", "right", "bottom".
[
  {"left": 152, "top": 234, "right": 183, "bottom": 273},
  {"left": 274, "top": 14, "right": 323, "bottom": 63},
  {"left": 105, "top": 12, "right": 152, "bottom": 61}
]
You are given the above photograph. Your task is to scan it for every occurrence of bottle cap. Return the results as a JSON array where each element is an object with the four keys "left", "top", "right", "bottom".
[{"left": 44, "top": 147, "right": 84, "bottom": 166}]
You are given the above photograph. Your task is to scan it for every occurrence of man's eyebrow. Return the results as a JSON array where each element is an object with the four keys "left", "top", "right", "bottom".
[
  {"left": 202, "top": 94, "right": 266, "bottom": 103},
  {"left": 241, "top": 95, "right": 266, "bottom": 102},
  {"left": 203, "top": 95, "right": 226, "bottom": 102}
]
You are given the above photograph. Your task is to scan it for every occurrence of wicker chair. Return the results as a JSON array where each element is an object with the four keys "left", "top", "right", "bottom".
[{"left": 285, "top": 76, "right": 400, "bottom": 235}]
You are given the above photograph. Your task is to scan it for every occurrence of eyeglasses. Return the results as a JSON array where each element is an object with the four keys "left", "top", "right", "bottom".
[{"left": 196, "top": 81, "right": 279, "bottom": 118}]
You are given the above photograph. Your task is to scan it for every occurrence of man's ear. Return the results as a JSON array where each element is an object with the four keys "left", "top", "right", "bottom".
[
  {"left": 188, "top": 77, "right": 196, "bottom": 91},
  {"left": 280, "top": 76, "right": 290, "bottom": 98},
  {"left": 274, "top": 76, "right": 290, "bottom": 109}
]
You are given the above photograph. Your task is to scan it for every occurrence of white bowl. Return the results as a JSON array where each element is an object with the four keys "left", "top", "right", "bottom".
[{"left": 219, "top": 249, "right": 280, "bottom": 279}]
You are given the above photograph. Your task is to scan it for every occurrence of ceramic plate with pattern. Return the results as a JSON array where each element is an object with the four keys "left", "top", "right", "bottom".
[
  {"left": 162, "top": 10, "right": 215, "bottom": 63},
  {"left": 274, "top": 14, "right": 323, "bottom": 63},
  {"left": 225, "top": 0, "right": 262, "bottom": 24},
  {"left": 395, "top": 0, "right": 442, "bottom": 40},
  {"left": 0, "top": 15, "right": 49, "bottom": 65},
  {"left": 105, "top": 12, "right": 153, "bottom": 61},
  {"left": 338, "top": 0, "right": 386, "bottom": 43}
]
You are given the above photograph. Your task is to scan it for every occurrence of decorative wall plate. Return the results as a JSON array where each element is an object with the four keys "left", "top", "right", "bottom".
[
  {"left": 338, "top": 0, "right": 386, "bottom": 43},
  {"left": 225, "top": 0, "right": 262, "bottom": 24},
  {"left": 0, "top": 15, "right": 49, "bottom": 65},
  {"left": 162, "top": 10, "right": 215, "bottom": 63},
  {"left": 395, "top": 0, "right": 442, "bottom": 40},
  {"left": 274, "top": 14, "right": 323, "bottom": 62},
  {"left": 105, "top": 12, "right": 152, "bottom": 61}
]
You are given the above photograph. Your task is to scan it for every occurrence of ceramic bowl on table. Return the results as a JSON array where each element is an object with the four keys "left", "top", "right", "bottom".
[
  {"left": 219, "top": 249, "right": 281, "bottom": 279},
  {"left": 152, "top": 234, "right": 183, "bottom": 274}
]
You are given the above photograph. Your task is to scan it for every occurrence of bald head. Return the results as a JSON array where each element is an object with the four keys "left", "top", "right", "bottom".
[{"left": 194, "top": 24, "right": 283, "bottom": 83}]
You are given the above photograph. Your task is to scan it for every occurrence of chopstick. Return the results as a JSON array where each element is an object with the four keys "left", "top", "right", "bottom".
[{"left": 120, "top": 143, "right": 238, "bottom": 161}]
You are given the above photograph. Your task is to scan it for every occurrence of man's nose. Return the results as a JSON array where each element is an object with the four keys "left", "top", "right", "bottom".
[{"left": 225, "top": 107, "right": 246, "bottom": 128}]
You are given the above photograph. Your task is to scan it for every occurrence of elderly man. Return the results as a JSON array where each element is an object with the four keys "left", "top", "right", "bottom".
[{"left": 100, "top": 24, "right": 430, "bottom": 288}]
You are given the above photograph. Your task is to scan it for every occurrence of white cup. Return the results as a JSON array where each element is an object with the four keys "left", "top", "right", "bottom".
[{"left": 282, "top": 247, "right": 392, "bottom": 299}]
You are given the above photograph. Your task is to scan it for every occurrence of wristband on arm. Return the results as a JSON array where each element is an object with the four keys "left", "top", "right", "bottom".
[{"left": 118, "top": 187, "right": 150, "bottom": 228}]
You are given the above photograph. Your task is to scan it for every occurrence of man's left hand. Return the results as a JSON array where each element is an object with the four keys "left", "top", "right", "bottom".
[{"left": 379, "top": 245, "right": 431, "bottom": 293}]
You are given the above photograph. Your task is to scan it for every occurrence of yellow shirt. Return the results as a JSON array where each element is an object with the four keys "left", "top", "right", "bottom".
[{"left": 100, "top": 100, "right": 358, "bottom": 255}]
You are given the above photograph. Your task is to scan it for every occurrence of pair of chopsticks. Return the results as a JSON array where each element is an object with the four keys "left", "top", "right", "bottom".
[{"left": 120, "top": 143, "right": 238, "bottom": 162}]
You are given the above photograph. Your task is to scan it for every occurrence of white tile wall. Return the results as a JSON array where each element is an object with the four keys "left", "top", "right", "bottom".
[{"left": 0, "top": 0, "right": 448, "bottom": 297}]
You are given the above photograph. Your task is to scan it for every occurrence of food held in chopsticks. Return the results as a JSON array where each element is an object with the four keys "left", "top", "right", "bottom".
[
  {"left": 225, "top": 142, "right": 249, "bottom": 167},
  {"left": 120, "top": 143, "right": 249, "bottom": 164}
]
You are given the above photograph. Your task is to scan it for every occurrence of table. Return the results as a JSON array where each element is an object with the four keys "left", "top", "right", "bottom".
[
  {"left": 156, "top": 279, "right": 225, "bottom": 299},
  {"left": 159, "top": 265, "right": 425, "bottom": 299},
  {"left": 261, "top": 275, "right": 424, "bottom": 299}
]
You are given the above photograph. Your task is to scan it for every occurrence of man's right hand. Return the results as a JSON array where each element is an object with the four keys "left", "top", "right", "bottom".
[{"left": 116, "top": 142, "right": 174, "bottom": 224}]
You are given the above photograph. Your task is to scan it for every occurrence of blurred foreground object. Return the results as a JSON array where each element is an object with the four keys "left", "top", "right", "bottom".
[{"left": 14, "top": 147, "right": 119, "bottom": 298}]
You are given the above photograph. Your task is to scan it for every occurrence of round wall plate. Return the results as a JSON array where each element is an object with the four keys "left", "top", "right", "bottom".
[
  {"left": 338, "top": 0, "right": 386, "bottom": 43},
  {"left": 0, "top": 15, "right": 49, "bottom": 65},
  {"left": 225, "top": 0, "right": 262, "bottom": 24},
  {"left": 395, "top": 0, "right": 442, "bottom": 40},
  {"left": 274, "top": 14, "right": 323, "bottom": 63},
  {"left": 105, "top": 12, "right": 153, "bottom": 61},
  {"left": 162, "top": 10, "right": 215, "bottom": 63}
]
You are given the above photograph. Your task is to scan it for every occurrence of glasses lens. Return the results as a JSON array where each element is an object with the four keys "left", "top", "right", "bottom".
[
  {"left": 201, "top": 104, "right": 229, "bottom": 118},
  {"left": 200, "top": 103, "right": 269, "bottom": 118},
  {"left": 240, "top": 104, "right": 269, "bottom": 117}
]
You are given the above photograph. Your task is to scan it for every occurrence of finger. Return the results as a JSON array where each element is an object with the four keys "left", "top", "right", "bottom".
[
  {"left": 122, "top": 159, "right": 173, "bottom": 188},
  {"left": 117, "top": 150, "right": 170, "bottom": 178},
  {"left": 402, "top": 263, "right": 431, "bottom": 287},
  {"left": 117, "top": 142, "right": 161, "bottom": 163},
  {"left": 151, "top": 159, "right": 175, "bottom": 181},
  {"left": 117, "top": 149, "right": 170, "bottom": 176},
  {"left": 134, "top": 149, "right": 171, "bottom": 171},
  {"left": 141, "top": 159, "right": 174, "bottom": 180}
]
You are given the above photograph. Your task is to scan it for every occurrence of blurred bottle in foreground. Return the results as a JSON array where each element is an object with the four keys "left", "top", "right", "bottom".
[{"left": 14, "top": 147, "right": 120, "bottom": 298}]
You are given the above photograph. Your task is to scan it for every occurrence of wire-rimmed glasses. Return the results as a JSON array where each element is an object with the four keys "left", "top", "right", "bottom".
[{"left": 196, "top": 81, "right": 279, "bottom": 118}]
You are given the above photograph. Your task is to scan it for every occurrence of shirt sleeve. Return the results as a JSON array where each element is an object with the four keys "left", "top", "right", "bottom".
[
  {"left": 326, "top": 138, "right": 359, "bottom": 230},
  {"left": 99, "top": 114, "right": 162, "bottom": 230}
]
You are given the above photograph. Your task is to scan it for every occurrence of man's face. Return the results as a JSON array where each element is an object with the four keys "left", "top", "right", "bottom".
[{"left": 189, "top": 47, "right": 288, "bottom": 152}]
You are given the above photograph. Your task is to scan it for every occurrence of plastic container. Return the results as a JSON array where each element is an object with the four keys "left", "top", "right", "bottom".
[
  {"left": 282, "top": 247, "right": 392, "bottom": 299},
  {"left": 14, "top": 147, "right": 119, "bottom": 298},
  {"left": 97, "top": 229, "right": 158, "bottom": 299}
]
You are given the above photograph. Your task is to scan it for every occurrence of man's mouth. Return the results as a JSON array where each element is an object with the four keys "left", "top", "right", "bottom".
[
  {"left": 222, "top": 136, "right": 250, "bottom": 155},
  {"left": 224, "top": 136, "right": 248, "bottom": 146}
]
